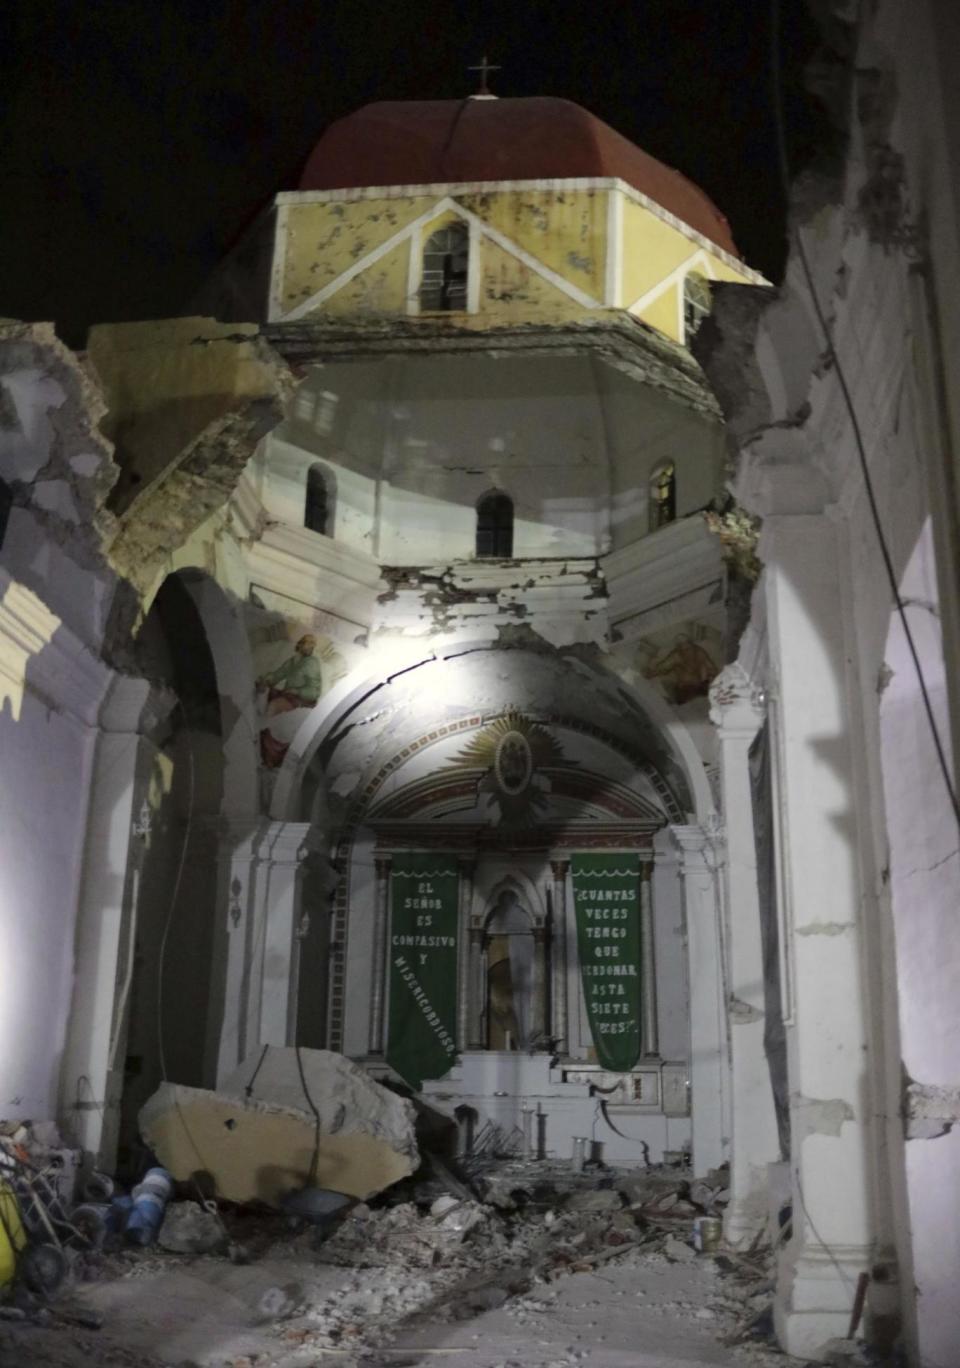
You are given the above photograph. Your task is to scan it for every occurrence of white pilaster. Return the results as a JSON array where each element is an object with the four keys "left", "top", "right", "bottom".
[
  {"left": 467, "top": 924, "right": 485, "bottom": 1050},
  {"left": 671, "top": 823, "right": 728, "bottom": 1176},
  {"left": 210, "top": 817, "right": 267, "bottom": 1083},
  {"left": 640, "top": 861, "right": 659, "bottom": 1056},
  {"left": 761, "top": 511, "right": 874, "bottom": 1357},
  {"left": 456, "top": 857, "right": 475, "bottom": 1052},
  {"left": 550, "top": 858, "right": 570, "bottom": 1054},
  {"left": 256, "top": 821, "right": 313, "bottom": 1048},
  {"left": 368, "top": 854, "right": 392, "bottom": 1055},
  {"left": 58, "top": 675, "right": 155, "bottom": 1164},
  {"left": 710, "top": 663, "right": 781, "bottom": 1246}
]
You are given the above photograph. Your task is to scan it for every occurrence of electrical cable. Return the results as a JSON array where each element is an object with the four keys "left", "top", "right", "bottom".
[
  {"left": 293, "top": 1042, "right": 323, "bottom": 1188},
  {"left": 243, "top": 1043, "right": 270, "bottom": 1099},
  {"left": 769, "top": 0, "right": 960, "bottom": 832}
]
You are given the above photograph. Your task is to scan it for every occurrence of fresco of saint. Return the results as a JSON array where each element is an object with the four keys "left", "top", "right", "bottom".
[
  {"left": 257, "top": 633, "right": 325, "bottom": 768},
  {"left": 642, "top": 631, "right": 718, "bottom": 707}
]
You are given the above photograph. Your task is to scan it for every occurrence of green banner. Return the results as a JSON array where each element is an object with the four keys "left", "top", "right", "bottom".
[
  {"left": 571, "top": 852, "right": 643, "bottom": 1073},
  {"left": 386, "top": 854, "right": 460, "bottom": 1090}
]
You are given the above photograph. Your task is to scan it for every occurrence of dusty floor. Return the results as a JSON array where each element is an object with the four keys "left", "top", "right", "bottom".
[{"left": 0, "top": 1163, "right": 792, "bottom": 1368}]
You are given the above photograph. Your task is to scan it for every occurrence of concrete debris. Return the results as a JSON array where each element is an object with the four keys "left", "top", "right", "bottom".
[
  {"left": 253, "top": 1281, "right": 303, "bottom": 1323},
  {"left": 563, "top": 1188, "right": 622, "bottom": 1213},
  {"left": 156, "top": 1202, "right": 225, "bottom": 1256},
  {"left": 464, "top": 1283, "right": 510, "bottom": 1312},
  {"left": 821, "top": 1337, "right": 875, "bottom": 1366},
  {"left": 429, "top": 1193, "right": 461, "bottom": 1218},
  {"left": 663, "top": 1234, "right": 697, "bottom": 1263},
  {"left": 139, "top": 1047, "right": 418, "bottom": 1205},
  {"left": 0, "top": 1156, "right": 790, "bottom": 1368}
]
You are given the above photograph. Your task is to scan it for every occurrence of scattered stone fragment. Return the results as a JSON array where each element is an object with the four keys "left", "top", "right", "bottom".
[
  {"left": 821, "top": 1339, "right": 873, "bottom": 1367},
  {"left": 430, "top": 1194, "right": 460, "bottom": 1218},
  {"left": 565, "top": 1189, "right": 621, "bottom": 1213},
  {"left": 688, "top": 1181, "right": 720, "bottom": 1208},
  {"left": 158, "top": 1201, "right": 226, "bottom": 1255},
  {"left": 663, "top": 1234, "right": 697, "bottom": 1263},
  {"left": 465, "top": 1284, "right": 509, "bottom": 1312},
  {"left": 254, "top": 1282, "right": 303, "bottom": 1323}
]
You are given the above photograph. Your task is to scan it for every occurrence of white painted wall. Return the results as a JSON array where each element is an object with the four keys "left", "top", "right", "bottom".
[
  {"left": 267, "top": 354, "right": 724, "bottom": 565},
  {"left": 879, "top": 520, "right": 960, "bottom": 1364},
  {"left": 0, "top": 623, "right": 100, "bottom": 1119}
]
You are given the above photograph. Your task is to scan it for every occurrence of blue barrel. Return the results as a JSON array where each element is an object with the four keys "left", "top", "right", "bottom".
[
  {"left": 125, "top": 1168, "right": 173, "bottom": 1246},
  {"left": 108, "top": 1193, "right": 133, "bottom": 1234}
]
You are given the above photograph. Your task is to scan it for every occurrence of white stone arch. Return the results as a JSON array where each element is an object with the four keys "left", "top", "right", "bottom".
[
  {"left": 173, "top": 569, "right": 260, "bottom": 819},
  {"left": 478, "top": 877, "right": 539, "bottom": 1053},
  {"left": 270, "top": 639, "right": 715, "bottom": 825},
  {"left": 475, "top": 872, "right": 542, "bottom": 932}
]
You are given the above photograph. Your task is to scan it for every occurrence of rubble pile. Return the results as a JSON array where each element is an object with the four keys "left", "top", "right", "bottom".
[
  {"left": 189, "top": 1157, "right": 757, "bottom": 1359},
  {"left": 0, "top": 1084, "right": 812, "bottom": 1367}
]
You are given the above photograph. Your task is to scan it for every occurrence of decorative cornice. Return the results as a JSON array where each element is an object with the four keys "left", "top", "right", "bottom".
[
  {"left": 264, "top": 316, "right": 723, "bottom": 422},
  {"left": 669, "top": 822, "right": 711, "bottom": 867},
  {"left": 244, "top": 523, "right": 380, "bottom": 634},
  {"left": 605, "top": 516, "right": 724, "bottom": 640},
  {"left": 374, "top": 823, "right": 654, "bottom": 852},
  {"left": 0, "top": 575, "right": 114, "bottom": 726},
  {"left": 257, "top": 819, "right": 315, "bottom": 864},
  {"left": 227, "top": 470, "right": 268, "bottom": 542}
]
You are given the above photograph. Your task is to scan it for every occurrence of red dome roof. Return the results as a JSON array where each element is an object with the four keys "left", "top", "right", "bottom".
[{"left": 299, "top": 97, "right": 739, "bottom": 258}]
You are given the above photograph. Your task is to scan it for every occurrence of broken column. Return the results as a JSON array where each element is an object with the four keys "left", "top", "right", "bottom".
[
  {"left": 671, "top": 823, "right": 729, "bottom": 1175},
  {"left": 709, "top": 664, "right": 780, "bottom": 1247}
]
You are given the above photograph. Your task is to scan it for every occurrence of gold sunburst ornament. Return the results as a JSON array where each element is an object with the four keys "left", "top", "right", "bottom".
[{"left": 448, "top": 711, "right": 568, "bottom": 825}]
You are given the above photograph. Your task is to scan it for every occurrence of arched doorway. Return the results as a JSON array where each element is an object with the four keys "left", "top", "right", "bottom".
[
  {"left": 483, "top": 888, "right": 536, "bottom": 1051},
  {"left": 272, "top": 644, "right": 717, "bottom": 1167},
  {"left": 112, "top": 570, "right": 255, "bottom": 1171}
]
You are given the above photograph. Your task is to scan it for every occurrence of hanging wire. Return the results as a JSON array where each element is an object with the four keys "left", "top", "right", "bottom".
[{"left": 769, "top": 0, "right": 960, "bottom": 833}]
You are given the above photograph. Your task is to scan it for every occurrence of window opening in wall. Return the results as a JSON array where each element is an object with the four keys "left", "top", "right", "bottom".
[
  {"left": 304, "top": 464, "right": 330, "bottom": 535},
  {"left": 420, "top": 223, "right": 469, "bottom": 312},
  {"left": 649, "top": 463, "right": 676, "bottom": 531},
  {"left": 683, "top": 272, "right": 711, "bottom": 343},
  {"left": 476, "top": 491, "right": 514, "bottom": 558}
]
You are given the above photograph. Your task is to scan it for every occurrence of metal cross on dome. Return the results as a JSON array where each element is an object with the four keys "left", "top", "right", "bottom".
[{"left": 468, "top": 54, "right": 501, "bottom": 96}]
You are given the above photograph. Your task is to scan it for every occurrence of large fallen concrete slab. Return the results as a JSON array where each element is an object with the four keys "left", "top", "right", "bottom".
[{"left": 139, "top": 1048, "right": 418, "bottom": 1205}]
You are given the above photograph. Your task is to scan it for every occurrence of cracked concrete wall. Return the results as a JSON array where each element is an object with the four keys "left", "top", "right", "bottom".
[
  {"left": 0, "top": 318, "right": 292, "bottom": 1142},
  {"left": 373, "top": 559, "right": 608, "bottom": 648},
  {"left": 87, "top": 317, "right": 294, "bottom": 606},
  {"left": 259, "top": 348, "right": 726, "bottom": 572},
  {"left": 0, "top": 321, "right": 120, "bottom": 650},
  {"left": 0, "top": 323, "right": 120, "bottom": 1121},
  {"left": 295, "top": 644, "right": 694, "bottom": 844},
  {"left": 211, "top": 181, "right": 760, "bottom": 339},
  {"left": 695, "top": 2, "right": 960, "bottom": 1360}
]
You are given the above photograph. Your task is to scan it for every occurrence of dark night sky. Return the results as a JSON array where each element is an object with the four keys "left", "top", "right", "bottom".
[{"left": 1, "top": 1, "right": 825, "bottom": 347}]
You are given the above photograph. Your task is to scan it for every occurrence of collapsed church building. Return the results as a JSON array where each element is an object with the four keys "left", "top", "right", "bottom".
[{"left": 1, "top": 2, "right": 958, "bottom": 1363}]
